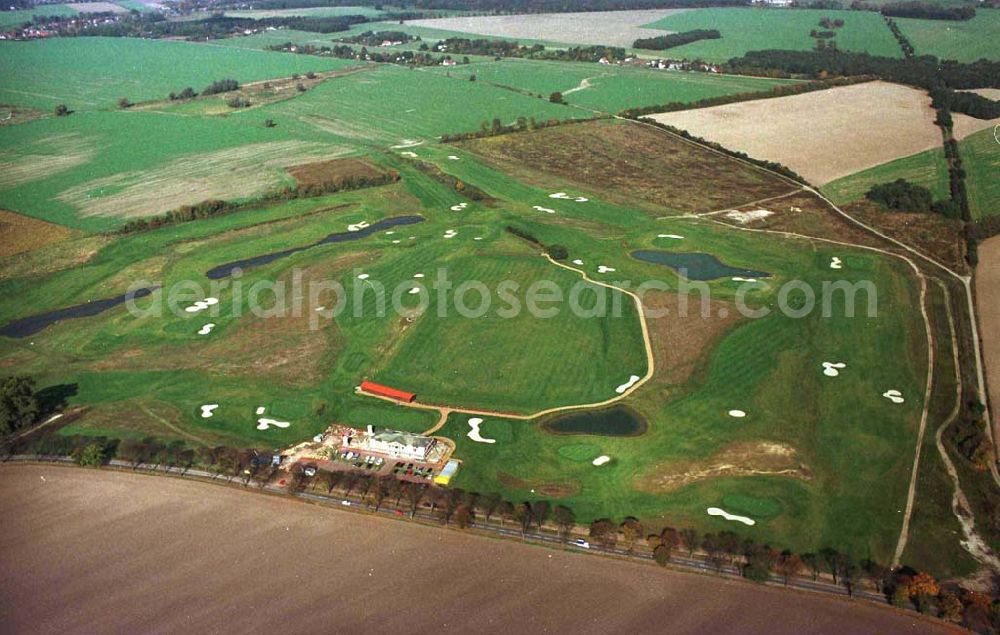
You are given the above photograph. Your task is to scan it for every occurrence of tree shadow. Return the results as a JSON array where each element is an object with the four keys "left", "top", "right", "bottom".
[{"left": 36, "top": 383, "right": 78, "bottom": 418}]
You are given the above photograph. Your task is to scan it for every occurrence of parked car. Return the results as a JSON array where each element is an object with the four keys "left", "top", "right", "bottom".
[
  {"left": 303, "top": 465, "right": 317, "bottom": 477},
  {"left": 571, "top": 539, "right": 590, "bottom": 549}
]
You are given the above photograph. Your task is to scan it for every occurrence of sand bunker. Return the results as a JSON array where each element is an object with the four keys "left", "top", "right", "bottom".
[
  {"left": 443, "top": 229, "right": 457, "bottom": 239},
  {"left": 615, "top": 374, "right": 641, "bottom": 394},
  {"left": 533, "top": 205, "right": 556, "bottom": 214},
  {"left": 199, "top": 404, "right": 219, "bottom": 419},
  {"left": 549, "top": 192, "right": 588, "bottom": 202},
  {"left": 830, "top": 257, "right": 843, "bottom": 270},
  {"left": 725, "top": 209, "right": 773, "bottom": 224},
  {"left": 728, "top": 409, "right": 746, "bottom": 418},
  {"left": 447, "top": 155, "right": 460, "bottom": 160},
  {"left": 197, "top": 323, "right": 216, "bottom": 336},
  {"left": 399, "top": 151, "right": 418, "bottom": 158},
  {"left": 592, "top": 455, "right": 611, "bottom": 466},
  {"left": 184, "top": 297, "right": 219, "bottom": 314},
  {"left": 707, "top": 507, "right": 755, "bottom": 526},
  {"left": 731, "top": 277, "right": 757, "bottom": 283},
  {"left": 467, "top": 417, "right": 496, "bottom": 444},
  {"left": 658, "top": 234, "right": 684, "bottom": 239},
  {"left": 597, "top": 265, "right": 616, "bottom": 273},
  {"left": 392, "top": 239, "right": 401, "bottom": 244},
  {"left": 450, "top": 202, "right": 469, "bottom": 212},
  {"left": 882, "top": 389, "right": 905, "bottom": 404},
  {"left": 822, "top": 361, "right": 846, "bottom": 377},
  {"left": 572, "top": 259, "right": 584, "bottom": 265},
  {"left": 357, "top": 273, "right": 370, "bottom": 280},
  {"left": 347, "top": 221, "right": 371, "bottom": 232},
  {"left": 256, "top": 418, "right": 291, "bottom": 430},
  {"left": 385, "top": 231, "right": 395, "bottom": 235},
  {"left": 408, "top": 287, "right": 421, "bottom": 295},
  {"left": 413, "top": 273, "right": 425, "bottom": 278}
]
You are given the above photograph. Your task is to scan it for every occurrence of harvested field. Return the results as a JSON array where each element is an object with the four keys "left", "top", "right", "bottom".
[
  {"left": 460, "top": 119, "right": 795, "bottom": 215},
  {"left": 407, "top": 10, "right": 684, "bottom": 47},
  {"left": 634, "top": 441, "right": 812, "bottom": 494},
  {"left": 648, "top": 82, "right": 945, "bottom": 185},
  {"left": 0, "top": 133, "right": 96, "bottom": 189},
  {"left": 0, "top": 210, "right": 72, "bottom": 258},
  {"left": 0, "top": 465, "right": 955, "bottom": 634},
  {"left": 977, "top": 235, "right": 1000, "bottom": 429},
  {"left": 57, "top": 140, "right": 349, "bottom": 219},
  {"left": 287, "top": 157, "right": 391, "bottom": 189},
  {"left": 952, "top": 111, "right": 1000, "bottom": 143}
]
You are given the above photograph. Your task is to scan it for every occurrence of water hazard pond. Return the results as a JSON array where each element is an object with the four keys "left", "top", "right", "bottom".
[
  {"left": 206, "top": 215, "right": 425, "bottom": 279},
  {"left": 542, "top": 405, "right": 647, "bottom": 437},
  {"left": 0, "top": 287, "right": 158, "bottom": 339},
  {"left": 631, "top": 250, "right": 771, "bottom": 281}
]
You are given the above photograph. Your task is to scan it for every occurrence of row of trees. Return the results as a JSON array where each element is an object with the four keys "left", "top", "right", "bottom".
[
  {"left": 632, "top": 29, "right": 720, "bottom": 51},
  {"left": 881, "top": 2, "right": 976, "bottom": 21},
  {"left": 504, "top": 225, "right": 568, "bottom": 260},
  {"left": 81, "top": 13, "right": 371, "bottom": 39},
  {"left": 336, "top": 30, "right": 415, "bottom": 46},
  {"left": 883, "top": 15, "right": 915, "bottom": 58},
  {"left": 865, "top": 178, "right": 957, "bottom": 218},
  {"left": 439, "top": 114, "right": 604, "bottom": 143}
]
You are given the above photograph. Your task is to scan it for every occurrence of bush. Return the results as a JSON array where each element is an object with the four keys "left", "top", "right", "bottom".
[
  {"left": 202, "top": 79, "right": 240, "bottom": 96},
  {"left": 54, "top": 104, "right": 69, "bottom": 116},
  {"left": 226, "top": 96, "right": 252, "bottom": 109},
  {"left": 865, "top": 179, "right": 934, "bottom": 212},
  {"left": 549, "top": 91, "right": 564, "bottom": 104}
]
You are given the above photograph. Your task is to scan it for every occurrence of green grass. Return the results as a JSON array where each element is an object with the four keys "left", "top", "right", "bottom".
[
  {"left": 960, "top": 127, "right": 1000, "bottom": 219},
  {"left": 822, "top": 145, "right": 951, "bottom": 206},
  {"left": 223, "top": 6, "right": 386, "bottom": 19},
  {"left": 424, "top": 58, "right": 798, "bottom": 114},
  {"left": 896, "top": 9, "right": 1000, "bottom": 62},
  {"left": 640, "top": 8, "right": 902, "bottom": 62},
  {"left": 0, "top": 37, "right": 360, "bottom": 111},
  {"left": 0, "top": 4, "right": 77, "bottom": 27}
]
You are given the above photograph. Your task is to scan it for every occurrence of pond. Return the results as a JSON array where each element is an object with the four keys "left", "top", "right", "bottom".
[
  {"left": 205, "top": 215, "right": 425, "bottom": 279},
  {"left": 542, "top": 405, "right": 647, "bottom": 437},
  {"left": 0, "top": 286, "right": 158, "bottom": 339},
  {"left": 631, "top": 250, "right": 771, "bottom": 281}
]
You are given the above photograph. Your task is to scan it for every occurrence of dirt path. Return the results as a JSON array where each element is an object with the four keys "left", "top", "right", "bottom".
[
  {"left": 139, "top": 404, "right": 210, "bottom": 446},
  {"left": 0, "top": 464, "right": 960, "bottom": 634},
  {"left": 563, "top": 76, "right": 596, "bottom": 95}
]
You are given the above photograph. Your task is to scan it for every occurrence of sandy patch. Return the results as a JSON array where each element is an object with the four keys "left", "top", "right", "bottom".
[
  {"left": 407, "top": 10, "right": 683, "bottom": 47},
  {"left": 572, "top": 259, "right": 584, "bottom": 265},
  {"left": 822, "top": 361, "right": 846, "bottom": 377},
  {"left": 450, "top": 202, "right": 469, "bottom": 212},
  {"left": 550, "top": 192, "right": 588, "bottom": 202},
  {"left": 615, "top": 374, "right": 641, "bottom": 394},
  {"left": 257, "top": 418, "right": 291, "bottom": 430},
  {"left": 597, "top": 265, "right": 616, "bottom": 273},
  {"left": 199, "top": 404, "right": 218, "bottom": 419},
  {"left": 533, "top": 205, "right": 556, "bottom": 214},
  {"left": 0, "top": 133, "right": 97, "bottom": 189},
  {"left": 657, "top": 234, "right": 684, "bottom": 239},
  {"left": 635, "top": 441, "right": 810, "bottom": 494},
  {"left": 707, "top": 507, "right": 755, "bottom": 526},
  {"left": 443, "top": 229, "right": 457, "bottom": 239},
  {"left": 648, "top": 82, "right": 949, "bottom": 185},
  {"left": 467, "top": 417, "right": 496, "bottom": 444},
  {"left": 0, "top": 210, "right": 72, "bottom": 258},
  {"left": 197, "top": 323, "right": 216, "bottom": 336},
  {"left": 830, "top": 256, "right": 843, "bottom": 269},
  {"left": 725, "top": 209, "right": 773, "bottom": 224},
  {"left": 882, "top": 389, "right": 905, "bottom": 404},
  {"left": 185, "top": 297, "right": 218, "bottom": 314},
  {"left": 592, "top": 455, "right": 611, "bottom": 466},
  {"left": 728, "top": 409, "right": 746, "bottom": 418}
]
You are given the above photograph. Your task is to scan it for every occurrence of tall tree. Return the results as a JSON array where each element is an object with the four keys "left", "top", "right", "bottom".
[
  {"left": 620, "top": 517, "right": 643, "bottom": 556},
  {"left": 531, "top": 500, "right": 550, "bottom": 531},
  {"left": 514, "top": 502, "right": 532, "bottom": 537},
  {"left": 679, "top": 528, "right": 699, "bottom": 557},
  {"left": 0, "top": 375, "right": 39, "bottom": 436},
  {"left": 553, "top": 505, "right": 575, "bottom": 543}
]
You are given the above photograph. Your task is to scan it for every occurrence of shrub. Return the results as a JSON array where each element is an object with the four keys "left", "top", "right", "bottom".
[{"left": 865, "top": 179, "right": 934, "bottom": 212}]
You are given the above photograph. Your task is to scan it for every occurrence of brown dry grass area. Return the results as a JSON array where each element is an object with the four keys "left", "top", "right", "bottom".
[
  {"left": 0, "top": 209, "right": 72, "bottom": 258},
  {"left": 286, "top": 157, "right": 388, "bottom": 188},
  {"left": 634, "top": 441, "right": 812, "bottom": 494},
  {"left": 0, "top": 233, "right": 110, "bottom": 282},
  {"left": 649, "top": 82, "right": 946, "bottom": 185},
  {"left": 460, "top": 119, "right": 793, "bottom": 215},
  {"left": 0, "top": 133, "right": 96, "bottom": 189},
  {"left": 643, "top": 291, "right": 743, "bottom": 386},
  {"left": 0, "top": 465, "right": 958, "bottom": 634},
  {"left": 498, "top": 471, "right": 581, "bottom": 498},
  {"left": 976, "top": 236, "right": 1000, "bottom": 430},
  {"left": 844, "top": 200, "right": 968, "bottom": 274},
  {"left": 0, "top": 103, "right": 46, "bottom": 127}
]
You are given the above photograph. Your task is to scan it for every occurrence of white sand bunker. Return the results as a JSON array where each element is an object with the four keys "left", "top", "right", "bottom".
[
  {"left": 474, "top": 237, "right": 483, "bottom": 241},
  {"left": 200, "top": 404, "right": 219, "bottom": 419},
  {"left": 413, "top": 273, "right": 425, "bottom": 278},
  {"left": 822, "top": 361, "right": 846, "bottom": 377},
  {"left": 658, "top": 234, "right": 684, "bottom": 239},
  {"left": 790, "top": 206, "right": 802, "bottom": 213},
  {"left": 450, "top": 202, "right": 469, "bottom": 212},
  {"left": 572, "top": 259, "right": 584, "bottom": 265},
  {"left": 443, "top": 229, "right": 457, "bottom": 239},
  {"left": 255, "top": 406, "right": 266, "bottom": 415},
  {"left": 467, "top": 417, "right": 496, "bottom": 444},
  {"left": 731, "top": 277, "right": 757, "bottom": 283},
  {"left": 615, "top": 374, "right": 641, "bottom": 394},
  {"left": 357, "top": 273, "right": 370, "bottom": 280},
  {"left": 726, "top": 209, "right": 773, "bottom": 224},
  {"left": 447, "top": 155, "right": 460, "bottom": 160},
  {"left": 707, "top": 507, "right": 755, "bottom": 526},
  {"left": 549, "top": 192, "right": 588, "bottom": 202},
  {"left": 348, "top": 221, "right": 370, "bottom": 232},
  {"left": 592, "top": 455, "right": 611, "bottom": 466},
  {"left": 408, "top": 287, "right": 421, "bottom": 295},
  {"left": 392, "top": 239, "right": 401, "bottom": 244},
  {"left": 385, "top": 231, "right": 395, "bottom": 235},
  {"left": 830, "top": 257, "right": 843, "bottom": 270},
  {"left": 184, "top": 297, "right": 219, "bottom": 314},
  {"left": 399, "top": 151, "right": 418, "bottom": 158},
  {"left": 197, "top": 323, "right": 216, "bottom": 336},
  {"left": 597, "top": 265, "right": 616, "bottom": 273},
  {"left": 533, "top": 205, "right": 556, "bottom": 214},
  {"left": 257, "top": 418, "right": 291, "bottom": 430},
  {"left": 883, "top": 389, "right": 905, "bottom": 404},
  {"left": 728, "top": 409, "right": 746, "bottom": 418}
]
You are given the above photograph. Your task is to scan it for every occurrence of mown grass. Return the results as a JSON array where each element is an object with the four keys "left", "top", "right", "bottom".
[
  {"left": 639, "top": 8, "right": 902, "bottom": 61},
  {"left": 0, "top": 37, "right": 360, "bottom": 111},
  {"left": 424, "top": 58, "right": 798, "bottom": 114},
  {"left": 896, "top": 9, "right": 1000, "bottom": 62},
  {"left": 822, "top": 145, "right": 951, "bottom": 206},
  {"left": 960, "top": 127, "right": 1000, "bottom": 219}
]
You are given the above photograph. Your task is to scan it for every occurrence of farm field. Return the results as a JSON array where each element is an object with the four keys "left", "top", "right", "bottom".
[
  {"left": 960, "top": 127, "right": 1000, "bottom": 219},
  {"left": 649, "top": 81, "right": 950, "bottom": 185},
  {"left": 0, "top": 4, "right": 76, "bottom": 27},
  {"left": 896, "top": 9, "right": 1000, "bottom": 62},
  {"left": 223, "top": 6, "right": 387, "bottom": 19},
  {"left": 822, "top": 146, "right": 951, "bottom": 206},
  {"left": 0, "top": 37, "right": 360, "bottom": 111},
  {"left": 407, "top": 9, "right": 683, "bottom": 47},
  {"left": 424, "top": 58, "right": 798, "bottom": 114},
  {"left": 638, "top": 8, "right": 902, "bottom": 61}
]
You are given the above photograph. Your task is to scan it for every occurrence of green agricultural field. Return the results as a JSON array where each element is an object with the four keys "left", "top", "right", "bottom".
[
  {"left": 822, "top": 145, "right": 951, "bottom": 205},
  {"left": 896, "top": 9, "right": 1000, "bottom": 62},
  {"left": 0, "top": 4, "right": 77, "bottom": 27},
  {"left": 961, "top": 127, "right": 1000, "bottom": 219},
  {"left": 639, "top": 8, "right": 902, "bottom": 61},
  {"left": 0, "top": 37, "right": 360, "bottom": 111},
  {"left": 424, "top": 58, "right": 798, "bottom": 114},
  {"left": 223, "top": 6, "right": 387, "bottom": 19}
]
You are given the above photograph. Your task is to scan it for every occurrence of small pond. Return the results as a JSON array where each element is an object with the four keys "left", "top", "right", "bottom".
[
  {"left": 543, "top": 405, "right": 647, "bottom": 437},
  {"left": 0, "top": 286, "right": 158, "bottom": 339},
  {"left": 631, "top": 250, "right": 771, "bottom": 281},
  {"left": 206, "top": 215, "right": 425, "bottom": 279}
]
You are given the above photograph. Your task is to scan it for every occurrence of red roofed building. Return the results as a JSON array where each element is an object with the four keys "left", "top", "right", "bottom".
[{"left": 360, "top": 380, "right": 416, "bottom": 403}]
